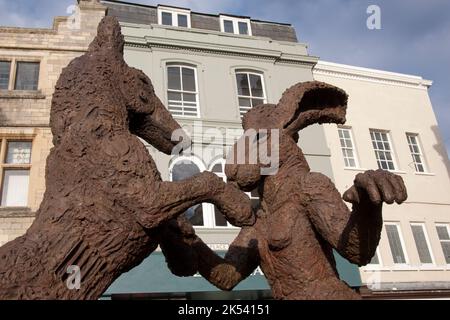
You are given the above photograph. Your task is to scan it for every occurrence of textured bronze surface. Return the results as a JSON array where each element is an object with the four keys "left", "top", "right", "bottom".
[
  {"left": 161, "top": 81, "right": 408, "bottom": 300},
  {"left": 0, "top": 17, "right": 253, "bottom": 299}
]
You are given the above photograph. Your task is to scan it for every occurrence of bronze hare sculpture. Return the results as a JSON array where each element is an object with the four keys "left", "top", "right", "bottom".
[
  {"left": 161, "top": 81, "right": 407, "bottom": 300},
  {"left": 0, "top": 17, "right": 253, "bottom": 300}
]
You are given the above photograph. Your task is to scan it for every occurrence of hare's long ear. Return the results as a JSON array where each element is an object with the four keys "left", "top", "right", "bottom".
[{"left": 276, "top": 81, "right": 348, "bottom": 135}]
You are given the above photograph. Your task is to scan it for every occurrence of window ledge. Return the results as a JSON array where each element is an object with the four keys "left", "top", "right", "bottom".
[
  {"left": 343, "top": 167, "right": 368, "bottom": 172},
  {"left": 0, "top": 90, "right": 46, "bottom": 99},
  {"left": 414, "top": 172, "right": 435, "bottom": 176},
  {"left": 0, "top": 207, "right": 34, "bottom": 218},
  {"left": 363, "top": 265, "right": 449, "bottom": 272},
  {"left": 388, "top": 170, "right": 407, "bottom": 175}
]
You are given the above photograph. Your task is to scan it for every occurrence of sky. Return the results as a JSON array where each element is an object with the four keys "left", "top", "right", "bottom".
[{"left": 0, "top": 0, "right": 449, "bottom": 156}]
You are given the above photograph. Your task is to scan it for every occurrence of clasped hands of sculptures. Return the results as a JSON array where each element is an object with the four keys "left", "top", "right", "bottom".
[{"left": 0, "top": 17, "right": 406, "bottom": 300}]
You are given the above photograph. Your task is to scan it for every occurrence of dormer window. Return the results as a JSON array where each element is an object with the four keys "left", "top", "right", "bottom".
[
  {"left": 220, "top": 15, "right": 252, "bottom": 36},
  {"left": 157, "top": 6, "right": 191, "bottom": 28}
]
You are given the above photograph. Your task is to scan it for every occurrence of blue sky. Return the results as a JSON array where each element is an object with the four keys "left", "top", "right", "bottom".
[{"left": 0, "top": 0, "right": 449, "bottom": 156}]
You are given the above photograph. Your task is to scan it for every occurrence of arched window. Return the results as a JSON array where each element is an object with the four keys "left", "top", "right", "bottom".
[
  {"left": 235, "top": 69, "right": 267, "bottom": 117},
  {"left": 169, "top": 156, "right": 261, "bottom": 228},
  {"left": 169, "top": 156, "right": 206, "bottom": 226},
  {"left": 166, "top": 63, "right": 199, "bottom": 118}
]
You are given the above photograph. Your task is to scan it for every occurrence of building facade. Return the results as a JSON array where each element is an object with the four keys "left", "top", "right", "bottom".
[
  {"left": 0, "top": 0, "right": 448, "bottom": 299},
  {"left": 314, "top": 61, "right": 450, "bottom": 298}
]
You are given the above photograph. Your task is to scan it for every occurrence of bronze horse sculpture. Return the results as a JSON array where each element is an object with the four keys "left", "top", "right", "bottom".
[
  {"left": 0, "top": 17, "right": 253, "bottom": 299},
  {"left": 161, "top": 82, "right": 408, "bottom": 299}
]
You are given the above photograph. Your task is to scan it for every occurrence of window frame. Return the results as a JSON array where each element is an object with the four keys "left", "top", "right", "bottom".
[
  {"left": 370, "top": 129, "right": 398, "bottom": 172},
  {"left": 0, "top": 60, "right": 12, "bottom": 90},
  {"left": 219, "top": 15, "right": 252, "bottom": 36},
  {"left": 157, "top": 6, "right": 191, "bottom": 28},
  {"left": 0, "top": 58, "right": 40, "bottom": 92},
  {"left": 0, "top": 138, "right": 33, "bottom": 208},
  {"left": 168, "top": 155, "right": 210, "bottom": 228},
  {"left": 384, "top": 222, "right": 409, "bottom": 265},
  {"left": 234, "top": 70, "right": 267, "bottom": 118},
  {"left": 406, "top": 133, "right": 427, "bottom": 173},
  {"left": 207, "top": 158, "right": 237, "bottom": 229},
  {"left": 368, "top": 248, "right": 383, "bottom": 266},
  {"left": 337, "top": 126, "right": 360, "bottom": 169},
  {"left": 435, "top": 223, "right": 450, "bottom": 265},
  {"left": 166, "top": 63, "right": 200, "bottom": 118},
  {"left": 410, "top": 222, "right": 435, "bottom": 266}
]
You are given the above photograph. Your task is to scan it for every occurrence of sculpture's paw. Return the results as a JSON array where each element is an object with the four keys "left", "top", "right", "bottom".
[
  {"left": 159, "top": 216, "right": 199, "bottom": 277},
  {"left": 212, "top": 183, "right": 255, "bottom": 227},
  {"left": 343, "top": 169, "right": 407, "bottom": 205}
]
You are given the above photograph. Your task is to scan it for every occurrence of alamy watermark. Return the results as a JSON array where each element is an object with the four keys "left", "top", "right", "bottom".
[
  {"left": 170, "top": 121, "right": 280, "bottom": 176},
  {"left": 367, "top": 5, "right": 382, "bottom": 30},
  {"left": 66, "top": 265, "right": 81, "bottom": 290}
]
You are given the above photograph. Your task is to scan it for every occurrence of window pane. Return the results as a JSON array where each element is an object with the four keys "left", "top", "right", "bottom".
[
  {"left": 238, "top": 21, "right": 248, "bottom": 35},
  {"left": 0, "top": 61, "right": 11, "bottom": 90},
  {"left": 249, "top": 74, "right": 263, "bottom": 97},
  {"left": 236, "top": 73, "right": 250, "bottom": 96},
  {"left": 182, "top": 93, "right": 195, "bottom": 102},
  {"left": 223, "top": 20, "right": 234, "bottom": 33},
  {"left": 178, "top": 14, "right": 188, "bottom": 27},
  {"left": 1, "top": 169, "right": 30, "bottom": 207},
  {"left": 181, "top": 68, "right": 196, "bottom": 92},
  {"left": 411, "top": 225, "right": 432, "bottom": 264},
  {"left": 161, "top": 12, "right": 172, "bottom": 25},
  {"left": 15, "top": 62, "right": 40, "bottom": 90},
  {"left": 6, "top": 141, "right": 32, "bottom": 164},
  {"left": 386, "top": 224, "right": 406, "bottom": 264},
  {"left": 167, "top": 67, "right": 181, "bottom": 90},
  {"left": 168, "top": 92, "right": 182, "bottom": 101},
  {"left": 442, "top": 242, "right": 450, "bottom": 264},
  {"left": 211, "top": 163, "right": 223, "bottom": 173},
  {"left": 348, "top": 158, "right": 356, "bottom": 168},
  {"left": 251, "top": 99, "right": 264, "bottom": 107},
  {"left": 436, "top": 226, "right": 450, "bottom": 240},
  {"left": 369, "top": 252, "right": 379, "bottom": 264},
  {"left": 171, "top": 160, "right": 203, "bottom": 226},
  {"left": 214, "top": 207, "right": 228, "bottom": 227},
  {"left": 238, "top": 97, "right": 251, "bottom": 108}
]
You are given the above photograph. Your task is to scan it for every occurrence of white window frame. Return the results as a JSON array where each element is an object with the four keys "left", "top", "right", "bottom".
[
  {"left": 168, "top": 155, "right": 212, "bottom": 228},
  {"left": 406, "top": 133, "right": 427, "bottom": 173},
  {"left": 435, "top": 223, "right": 450, "bottom": 266},
  {"left": 157, "top": 6, "right": 191, "bottom": 28},
  {"left": 384, "top": 222, "right": 409, "bottom": 266},
  {"left": 338, "top": 126, "right": 360, "bottom": 169},
  {"left": 207, "top": 158, "right": 237, "bottom": 229},
  {"left": 0, "top": 139, "right": 33, "bottom": 208},
  {"left": 166, "top": 63, "right": 200, "bottom": 118},
  {"left": 219, "top": 15, "right": 252, "bottom": 36},
  {"left": 410, "top": 222, "right": 435, "bottom": 266},
  {"left": 370, "top": 129, "right": 398, "bottom": 171},
  {"left": 235, "top": 70, "right": 267, "bottom": 117}
]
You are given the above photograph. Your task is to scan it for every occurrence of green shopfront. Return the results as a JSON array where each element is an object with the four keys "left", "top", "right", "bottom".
[{"left": 102, "top": 251, "right": 361, "bottom": 300}]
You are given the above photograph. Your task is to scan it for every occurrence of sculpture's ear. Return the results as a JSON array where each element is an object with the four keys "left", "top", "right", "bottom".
[
  {"left": 88, "top": 16, "right": 124, "bottom": 54},
  {"left": 276, "top": 81, "right": 348, "bottom": 135}
]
